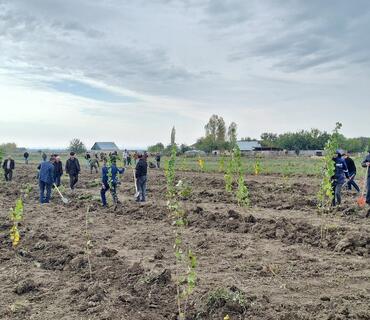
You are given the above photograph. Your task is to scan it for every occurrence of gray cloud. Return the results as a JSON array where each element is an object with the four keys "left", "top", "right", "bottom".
[
  {"left": 1, "top": 0, "right": 370, "bottom": 144},
  {"left": 212, "top": 1, "right": 370, "bottom": 72},
  {"left": 0, "top": 0, "right": 204, "bottom": 97}
]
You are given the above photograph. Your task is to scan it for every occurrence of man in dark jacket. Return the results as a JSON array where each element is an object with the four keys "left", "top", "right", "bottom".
[
  {"left": 362, "top": 151, "right": 370, "bottom": 216},
  {"left": 24, "top": 152, "right": 29, "bottom": 164},
  {"left": 155, "top": 153, "right": 161, "bottom": 168},
  {"left": 100, "top": 159, "right": 125, "bottom": 207},
  {"left": 65, "top": 152, "right": 81, "bottom": 190},
  {"left": 2, "top": 156, "right": 15, "bottom": 181},
  {"left": 345, "top": 153, "right": 360, "bottom": 193},
  {"left": 53, "top": 155, "right": 63, "bottom": 187},
  {"left": 39, "top": 156, "right": 55, "bottom": 203},
  {"left": 135, "top": 153, "right": 148, "bottom": 202},
  {"left": 332, "top": 150, "right": 349, "bottom": 206}
]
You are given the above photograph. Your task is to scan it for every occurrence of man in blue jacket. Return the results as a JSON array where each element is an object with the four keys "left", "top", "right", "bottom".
[
  {"left": 362, "top": 150, "right": 370, "bottom": 217},
  {"left": 101, "top": 159, "right": 125, "bottom": 208},
  {"left": 39, "top": 156, "right": 55, "bottom": 204},
  {"left": 332, "top": 150, "right": 349, "bottom": 206}
]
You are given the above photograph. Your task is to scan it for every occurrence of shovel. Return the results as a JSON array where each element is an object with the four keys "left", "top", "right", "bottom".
[
  {"left": 53, "top": 183, "right": 69, "bottom": 204},
  {"left": 133, "top": 170, "right": 140, "bottom": 198},
  {"left": 357, "top": 165, "right": 369, "bottom": 208}
]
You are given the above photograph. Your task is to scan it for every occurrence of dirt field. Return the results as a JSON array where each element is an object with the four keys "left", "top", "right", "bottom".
[{"left": 0, "top": 164, "right": 369, "bottom": 320}]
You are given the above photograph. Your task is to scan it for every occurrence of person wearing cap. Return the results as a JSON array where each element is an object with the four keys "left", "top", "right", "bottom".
[
  {"left": 331, "top": 150, "right": 349, "bottom": 206},
  {"left": 135, "top": 153, "right": 148, "bottom": 202},
  {"left": 344, "top": 153, "right": 360, "bottom": 193},
  {"left": 53, "top": 155, "right": 63, "bottom": 187},
  {"left": 39, "top": 156, "right": 55, "bottom": 203},
  {"left": 100, "top": 158, "right": 125, "bottom": 207},
  {"left": 2, "top": 155, "right": 15, "bottom": 181},
  {"left": 65, "top": 152, "right": 81, "bottom": 191},
  {"left": 361, "top": 150, "right": 370, "bottom": 216}
]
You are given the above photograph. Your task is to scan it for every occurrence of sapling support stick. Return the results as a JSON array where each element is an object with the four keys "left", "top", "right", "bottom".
[{"left": 85, "top": 205, "right": 93, "bottom": 279}]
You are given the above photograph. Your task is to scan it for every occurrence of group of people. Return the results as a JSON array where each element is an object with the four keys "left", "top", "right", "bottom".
[
  {"left": 331, "top": 150, "right": 370, "bottom": 214},
  {"left": 37, "top": 152, "right": 81, "bottom": 203},
  {"left": 121, "top": 149, "right": 161, "bottom": 169},
  {"left": 3, "top": 149, "right": 370, "bottom": 214},
  {"left": 35, "top": 150, "right": 149, "bottom": 206}
]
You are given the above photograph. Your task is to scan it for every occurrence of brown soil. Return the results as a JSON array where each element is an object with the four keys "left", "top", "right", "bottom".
[{"left": 0, "top": 165, "right": 369, "bottom": 320}]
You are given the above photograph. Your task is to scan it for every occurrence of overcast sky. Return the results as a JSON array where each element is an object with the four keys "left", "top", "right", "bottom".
[{"left": 1, "top": 0, "right": 370, "bottom": 149}]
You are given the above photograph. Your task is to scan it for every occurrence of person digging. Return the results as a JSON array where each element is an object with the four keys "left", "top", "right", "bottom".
[
  {"left": 344, "top": 153, "right": 360, "bottom": 193},
  {"left": 101, "top": 158, "right": 125, "bottom": 208},
  {"left": 39, "top": 156, "right": 55, "bottom": 204},
  {"left": 331, "top": 150, "right": 349, "bottom": 207}
]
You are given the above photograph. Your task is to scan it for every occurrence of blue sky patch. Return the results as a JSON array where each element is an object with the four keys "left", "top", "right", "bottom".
[{"left": 49, "top": 80, "right": 140, "bottom": 103}]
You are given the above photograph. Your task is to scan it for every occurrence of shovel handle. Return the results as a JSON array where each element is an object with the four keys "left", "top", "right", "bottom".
[
  {"left": 53, "top": 183, "right": 63, "bottom": 197},
  {"left": 363, "top": 165, "right": 369, "bottom": 196},
  {"left": 133, "top": 170, "right": 138, "bottom": 193}
]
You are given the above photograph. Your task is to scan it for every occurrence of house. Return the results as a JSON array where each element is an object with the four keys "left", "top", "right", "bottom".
[
  {"left": 297, "top": 150, "right": 324, "bottom": 157},
  {"left": 91, "top": 142, "right": 119, "bottom": 151},
  {"left": 236, "top": 140, "right": 262, "bottom": 152}
]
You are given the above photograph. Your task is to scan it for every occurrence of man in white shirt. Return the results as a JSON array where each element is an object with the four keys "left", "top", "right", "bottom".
[{"left": 123, "top": 149, "right": 128, "bottom": 166}]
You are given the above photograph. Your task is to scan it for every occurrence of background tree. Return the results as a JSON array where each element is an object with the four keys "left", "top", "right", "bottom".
[
  {"left": 147, "top": 142, "right": 165, "bottom": 153},
  {"left": 69, "top": 138, "right": 86, "bottom": 154},
  {"left": 260, "top": 133, "right": 278, "bottom": 148},
  {"left": 227, "top": 122, "right": 238, "bottom": 149},
  {"left": 202, "top": 115, "right": 229, "bottom": 151},
  {"left": 194, "top": 136, "right": 218, "bottom": 153},
  {"left": 204, "top": 115, "right": 219, "bottom": 143},
  {"left": 179, "top": 144, "right": 191, "bottom": 154},
  {"left": 171, "top": 126, "right": 176, "bottom": 146},
  {"left": 0, "top": 142, "right": 17, "bottom": 154},
  {"left": 216, "top": 117, "right": 226, "bottom": 147}
]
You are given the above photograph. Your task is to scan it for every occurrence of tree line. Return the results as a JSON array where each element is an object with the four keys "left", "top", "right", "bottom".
[
  {"left": 148, "top": 115, "right": 369, "bottom": 154},
  {"left": 259, "top": 130, "right": 369, "bottom": 153}
]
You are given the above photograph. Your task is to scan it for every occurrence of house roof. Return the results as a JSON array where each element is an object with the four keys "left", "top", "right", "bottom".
[
  {"left": 236, "top": 140, "right": 261, "bottom": 151},
  {"left": 91, "top": 142, "right": 119, "bottom": 150}
]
